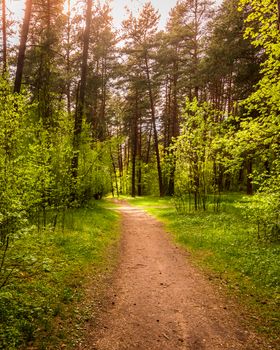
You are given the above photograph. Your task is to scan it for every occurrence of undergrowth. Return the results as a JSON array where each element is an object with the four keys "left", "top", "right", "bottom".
[
  {"left": 0, "top": 200, "right": 120, "bottom": 350},
  {"left": 127, "top": 194, "right": 280, "bottom": 344}
]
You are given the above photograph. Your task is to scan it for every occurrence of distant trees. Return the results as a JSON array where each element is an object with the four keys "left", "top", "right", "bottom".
[
  {"left": 154, "top": 0, "right": 214, "bottom": 195},
  {"left": 122, "top": 2, "right": 164, "bottom": 196},
  {"left": 1, "top": 3, "right": 280, "bottom": 347},
  {"left": 173, "top": 99, "right": 221, "bottom": 211},
  {"left": 202, "top": 0, "right": 261, "bottom": 112},
  {"left": 0, "top": 0, "right": 279, "bottom": 258},
  {"left": 200, "top": 0, "right": 263, "bottom": 195}
]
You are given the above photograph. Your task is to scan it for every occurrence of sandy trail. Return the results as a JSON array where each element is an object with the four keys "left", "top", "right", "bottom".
[{"left": 79, "top": 203, "right": 265, "bottom": 350}]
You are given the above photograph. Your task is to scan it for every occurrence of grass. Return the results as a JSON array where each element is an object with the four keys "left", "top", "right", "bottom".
[
  {"left": 126, "top": 194, "right": 280, "bottom": 345},
  {"left": 0, "top": 199, "right": 120, "bottom": 350},
  {"left": 2, "top": 194, "right": 278, "bottom": 348}
]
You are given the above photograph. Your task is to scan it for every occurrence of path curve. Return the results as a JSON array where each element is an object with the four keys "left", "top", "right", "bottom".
[{"left": 79, "top": 202, "right": 266, "bottom": 350}]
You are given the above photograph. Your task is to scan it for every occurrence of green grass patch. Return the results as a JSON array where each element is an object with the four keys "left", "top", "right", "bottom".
[
  {"left": 0, "top": 200, "right": 120, "bottom": 350},
  {"left": 127, "top": 194, "right": 280, "bottom": 344}
]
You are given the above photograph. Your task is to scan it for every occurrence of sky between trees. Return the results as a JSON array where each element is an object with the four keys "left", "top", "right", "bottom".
[{"left": 9, "top": 0, "right": 223, "bottom": 31}]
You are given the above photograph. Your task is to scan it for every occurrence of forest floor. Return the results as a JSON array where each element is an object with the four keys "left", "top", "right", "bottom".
[{"left": 76, "top": 200, "right": 272, "bottom": 350}]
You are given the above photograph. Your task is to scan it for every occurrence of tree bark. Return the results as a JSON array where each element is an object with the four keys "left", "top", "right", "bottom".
[
  {"left": 137, "top": 120, "right": 142, "bottom": 196},
  {"left": 118, "top": 144, "right": 124, "bottom": 194},
  {"left": 131, "top": 90, "right": 139, "bottom": 197},
  {"left": 167, "top": 59, "right": 180, "bottom": 196},
  {"left": 131, "top": 140, "right": 137, "bottom": 197},
  {"left": 246, "top": 158, "right": 253, "bottom": 195},
  {"left": 72, "top": 0, "right": 92, "bottom": 179},
  {"left": 144, "top": 52, "right": 164, "bottom": 197},
  {"left": 14, "top": 0, "right": 33, "bottom": 93},
  {"left": 277, "top": 0, "right": 280, "bottom": 31},
  {"left": 2, "top": 0, "right": 7, "bottom": 75},
  {"left": 98, "top": 57, "right": 107, "bottom": 141},
  {"left": 66, "top": 0, "right": 71, "bottom": 115}
]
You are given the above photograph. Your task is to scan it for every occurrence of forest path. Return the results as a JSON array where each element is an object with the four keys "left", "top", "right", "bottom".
[{"left": 79, "top": 201, "right": 264, "bottom": 350}]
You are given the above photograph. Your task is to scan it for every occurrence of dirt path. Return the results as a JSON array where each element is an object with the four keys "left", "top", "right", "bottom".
[{"left": 79, "top": 203, "right": 267, "bottom": 350}]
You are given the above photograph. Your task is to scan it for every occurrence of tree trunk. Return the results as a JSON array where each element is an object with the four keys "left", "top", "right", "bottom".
[
  {"left": 137, "top": 121, "right": 142, "bottom": 196},
  {"left": 2, "top": 0, "right": 7, "bottom": 75},
  {"left": 163, "top": 79, "right": 171, "bottom": 149},
  {"left": 246, "top": 158, "right": 253, "bottom": 195},
  {"left": 146, "top": 126, "right": 152, "bottom": 164},
  {"left": 131, "top": 90, "right": 139, "bottom": 197},
  {"left": 66, "top": 0, "right": 71, "bottom": 115},
  {"left": 131, "top": 143, "right": 136, "bottom": 197},
  {"left": 193, "top": 0, "right": 200, "bottom": 100},
  {"left": 167, "top": 59, "right": 180, "bottom": 196},
  {"left": 118, "top": 144, "right": 123, "bottom": 194},
  {"left": 14, "top": 0, "right": 33, "bottom": 93},
  {"left": 277, "top": 0, "right": 280, "bottom": 31},
  {"left": 144, "top": 52, "right": 164, "bottom": 197},
  {"left": 98, "top": 57, "right": 107, "bottom": 140},
  {"left": 110, "top": 146, "right": 119, "bottom": 197},
  {"left": 193, "top": 164, "right": 200, "bottom": 210},
  {"left": 72, "top": 0, "right": 92, "bottom": 179}
]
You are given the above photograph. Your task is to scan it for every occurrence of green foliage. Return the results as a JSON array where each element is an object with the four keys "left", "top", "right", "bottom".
[
  {"left": 240, "top": 161, "right": 280, "bottom": 242},
  {"left": 240, "top": 192, "right": 280, "bottom": 242},
  {"left": 77, "top": 136, "right": 116, "bottom": 202},
  {"left": 0, "top": 74, "right": 120, "bottom": 349},
  {"left": 173, "top": 98, "right": 223, "bottom": 210},
  {"left": 26, "top": 111, "right": 74, "bottom": 228},
  {"left": 1, "top": 0, "right": 279, "bottom": 346},
  {"left": 236, "top": 0, "right": 280, "bottom": 236},
  {"left": 238, "top": 0, "right": 280, "bottom": 119},
  {"left": 0, "top": 80, "right": 35, "bottom": 288},
  {"left": 0, "top": 200, "right": 119, "bottom": 349}
]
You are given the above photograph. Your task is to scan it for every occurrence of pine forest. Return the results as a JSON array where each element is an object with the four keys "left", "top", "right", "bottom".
[{"left": 0, "top": 0, "right": 279, "bottom": 348}]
